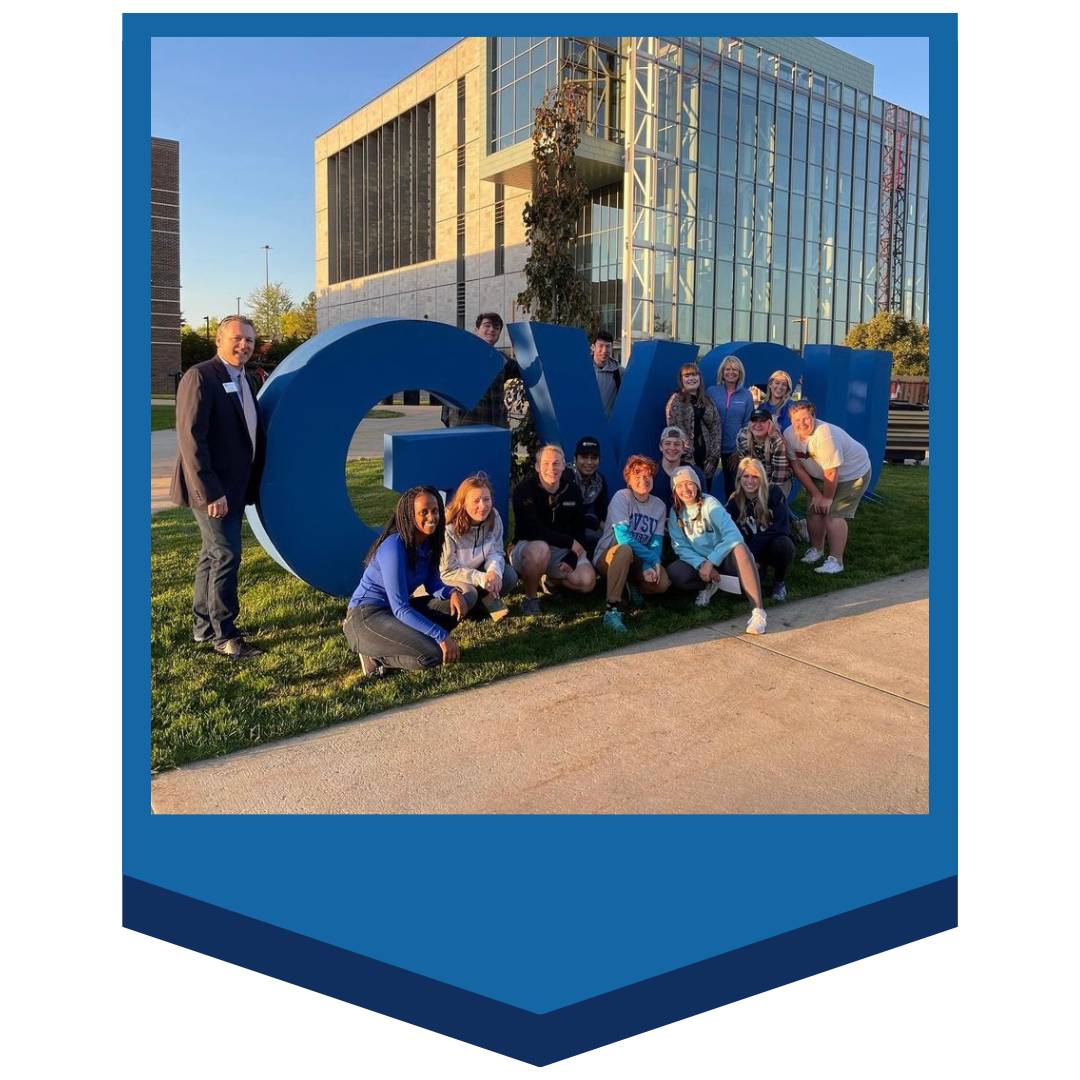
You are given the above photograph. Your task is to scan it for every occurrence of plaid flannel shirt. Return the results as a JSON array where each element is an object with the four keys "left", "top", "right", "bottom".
[{"left": 736, "top": 426, "right": 791, "bottom": 485}]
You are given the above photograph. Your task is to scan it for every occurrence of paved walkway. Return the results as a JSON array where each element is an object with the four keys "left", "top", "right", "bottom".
[
  {"left": 150, "top": 405, "right": 443, "bottom": 512},
  {"left": 151, "top": 570, "right": 929, "bottom": 815}
]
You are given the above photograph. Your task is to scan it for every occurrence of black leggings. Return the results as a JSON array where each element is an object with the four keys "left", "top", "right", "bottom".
[
  {"left": 667, "top": 553, "right": 739, "bottom": 592},
  {"left": 343, "top": 599, "right": 457, "bottom": 671},
  {"left": 754, "top": 535, "right": 796, "bottom": 584}
]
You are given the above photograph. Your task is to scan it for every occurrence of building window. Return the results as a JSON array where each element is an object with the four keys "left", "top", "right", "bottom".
[
  {"left": 489, "top": 36, "right": 624, "bottom": 152},
  {"left": 576, "top": 182, "right": 623, "bottom": 339},
  {"left": 494, "top": 182, "right": 505, "bottom": 276},
  {"left": 624, "top": 35, "right": 929, "bottom": 346},
  {"left": 327, "top": 95, "right": 435, "bottom": 283}
]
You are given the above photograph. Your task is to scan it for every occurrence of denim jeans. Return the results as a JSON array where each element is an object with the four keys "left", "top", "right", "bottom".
[
  {"left": 342, "top": 599, "right": 458, "bottom": 671},
  {"left": 192, "top": 507, "right": 244, "bottom": 643}
]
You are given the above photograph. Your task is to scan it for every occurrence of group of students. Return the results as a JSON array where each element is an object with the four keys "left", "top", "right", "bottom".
[{"left": 343, "top": 355, "right": 873, "bottom": 677}]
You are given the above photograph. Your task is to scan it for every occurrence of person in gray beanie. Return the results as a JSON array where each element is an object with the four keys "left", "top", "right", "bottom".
[{"left": 667, "top": 466, "right": 768, "bottom": 635}]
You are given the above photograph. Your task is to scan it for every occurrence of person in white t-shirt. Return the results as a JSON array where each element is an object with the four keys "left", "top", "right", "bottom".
[{"left": 783, "top": 401, "right": 872, "bottom": 575}]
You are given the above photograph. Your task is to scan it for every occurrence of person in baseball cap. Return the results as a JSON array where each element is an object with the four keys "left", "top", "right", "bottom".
[
  {"left": 736, "top": 406, "right": 792, "bottom": 496},
  {"left": 652, "top": 425, "right": 704, "bottom": 512},
  {"left": 570, "top": 435, "right": 608, "bottom": 558}
]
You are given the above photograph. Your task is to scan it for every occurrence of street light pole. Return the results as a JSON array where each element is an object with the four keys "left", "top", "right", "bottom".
[
  {"left": 262, "top": 244, "right": 271, "bottom": 291},
  {"left": 789, "top": 316, "right": 807, "bottom": 354},
  {"left": 204, "top": 315, "right": 210, "bottom": 342},
  {"left": 236, "top": 296, "right": 241, "bottom": 315}
]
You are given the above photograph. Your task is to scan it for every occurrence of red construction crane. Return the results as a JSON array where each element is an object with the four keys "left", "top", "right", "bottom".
[{"left": 876, "top": 105, "right": 907, "bottom": 313}]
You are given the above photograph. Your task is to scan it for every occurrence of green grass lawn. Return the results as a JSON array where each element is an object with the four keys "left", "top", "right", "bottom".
[
  {"left": 151, "top": 405, "right": 401, "bottom": 433},
  {"left": 151, "top": 461, "right": 929, "bottom": 772}
]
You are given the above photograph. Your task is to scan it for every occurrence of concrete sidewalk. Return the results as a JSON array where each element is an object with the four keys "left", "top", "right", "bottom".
[
  {"left": 150, "top": 404, "right": 443, "bottom": 512},
  {"left": 151, "top": 570, "right": 929, "bottom": 815}
]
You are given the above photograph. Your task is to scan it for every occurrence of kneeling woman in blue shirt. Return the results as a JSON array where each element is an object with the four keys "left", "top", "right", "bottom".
[{"left": 343, "top": 486, "right": 468, "bottom": 676}]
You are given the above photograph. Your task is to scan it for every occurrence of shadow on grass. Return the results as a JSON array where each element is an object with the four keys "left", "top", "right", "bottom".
[{"left": 151, "top": 463, "right": 930, "bottom": 772}]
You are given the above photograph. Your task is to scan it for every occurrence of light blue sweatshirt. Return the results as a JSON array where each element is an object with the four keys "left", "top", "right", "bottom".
[{"left": 668, "top": 494, "right": 743, "bottom": 569}]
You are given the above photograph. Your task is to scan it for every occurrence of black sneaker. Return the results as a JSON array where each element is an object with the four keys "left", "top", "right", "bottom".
[{"left": 213, "top": 637, "right": 263, "bottom": 660}]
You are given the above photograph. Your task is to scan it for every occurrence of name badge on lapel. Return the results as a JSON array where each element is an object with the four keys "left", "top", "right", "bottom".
[{"left": 223, "top": 383, "right": 239, "bottom": 395}]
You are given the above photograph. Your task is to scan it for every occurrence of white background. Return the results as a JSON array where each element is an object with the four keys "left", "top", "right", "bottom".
[{"left": 5, "top": 1, "right": 1074, "bottom": 1076}]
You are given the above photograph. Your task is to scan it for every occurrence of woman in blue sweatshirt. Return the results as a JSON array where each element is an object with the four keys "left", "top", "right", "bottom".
[
  {"left": 705, "top": 354, "right": 755, "bottom": 499},
  {"left": 667, "top": 466, "right": 768, "bottom": 635},
  {"left": 343, "top": 485, "right": 468, "bottom": 676}
]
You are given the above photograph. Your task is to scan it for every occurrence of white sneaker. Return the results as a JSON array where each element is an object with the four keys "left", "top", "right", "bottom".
[
  {"left": 815, "top": 555, "right": 844, "bottom": 574},
  {"left": 745, "top": 608, "right": 768, "bottom": 635},
  {"left": 800, "top": 546, "right": 823, "bottom": 564},
  {"left": 695, "top": 580, "right": 722, "bottom": 606}
]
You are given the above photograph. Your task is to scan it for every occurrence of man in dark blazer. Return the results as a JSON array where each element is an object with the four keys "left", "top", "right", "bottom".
[{"left": 170, "top": 315, "right": 267, "bottom": 659}]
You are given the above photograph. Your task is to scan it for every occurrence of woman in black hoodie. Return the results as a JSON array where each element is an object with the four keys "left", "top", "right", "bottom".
[{"left": 725, "top": 457, "right": 795, "bottom": 603}]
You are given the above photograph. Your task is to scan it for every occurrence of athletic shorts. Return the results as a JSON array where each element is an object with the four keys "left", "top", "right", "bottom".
[{"left": 829, "top": 469, "right": 871, "bottom": 519}]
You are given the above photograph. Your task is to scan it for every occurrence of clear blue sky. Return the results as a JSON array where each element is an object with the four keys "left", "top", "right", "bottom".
[
  {"left": 151, "top": 37, "right": 458, "bottom": 326},
  {"left": 151, "top": 35, "right": 928, "bottom": 326},
  {"left": 820, "top": 37, "right": 929, "bottom": 115}
]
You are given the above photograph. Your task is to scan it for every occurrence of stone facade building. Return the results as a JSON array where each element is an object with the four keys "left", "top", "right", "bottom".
[{"left": 151, "top": 137, "right": 181, "bottom": 394}]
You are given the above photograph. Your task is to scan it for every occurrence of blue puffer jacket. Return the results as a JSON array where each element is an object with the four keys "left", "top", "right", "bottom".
[{"left": 706, "top": 385, "right": 755, "bottom": 453}]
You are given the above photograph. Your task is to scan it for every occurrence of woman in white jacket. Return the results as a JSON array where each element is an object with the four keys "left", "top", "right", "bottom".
[{"left": 438, "top": 473, "right": 518, "bottom": 620}]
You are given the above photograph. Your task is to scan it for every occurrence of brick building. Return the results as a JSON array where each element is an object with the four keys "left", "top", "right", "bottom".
[{"left": 151, "top": 137, "right": 181, "bottom": 394}]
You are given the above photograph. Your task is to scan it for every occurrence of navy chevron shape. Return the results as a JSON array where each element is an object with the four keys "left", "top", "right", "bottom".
[{"left": 123, "top": 875, "right": 956, "bottom": 1065}]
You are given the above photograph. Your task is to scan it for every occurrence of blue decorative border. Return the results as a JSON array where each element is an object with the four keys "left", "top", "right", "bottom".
[
  {"left": 124, "top": 874, "right": 957, "bottom": 1065},
  {"left": 129, "top": 11, "right": 956, "bottom": 1059}
]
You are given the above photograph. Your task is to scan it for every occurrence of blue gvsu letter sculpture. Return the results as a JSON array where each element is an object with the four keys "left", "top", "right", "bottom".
[{"left": 247, "top": 317, "right": 891, "bottom": 597}]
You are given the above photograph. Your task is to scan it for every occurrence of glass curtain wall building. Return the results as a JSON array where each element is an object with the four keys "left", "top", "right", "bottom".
[
  {"left": 315, "top": 36, "right": 928, "bottom": 357},
  {"left": 619, "top": 36, "right": 928, "bottom": 351}
]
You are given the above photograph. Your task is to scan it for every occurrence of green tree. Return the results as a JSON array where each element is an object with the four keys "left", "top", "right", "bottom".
[
  {"left": 845, "top": 312, "right": 929, "bottom": 377},
  {"left": 246, "top": 282, "right": 294, "bottom": 341},
  {"left": 280, "top": 290, "right": 317, "bottom": 340},
  {"left": 180, "top": 327, "right": 215, "bottom": 371},
  {"left": 516, "top": 82, "right": 598, "bottom": 334},
  {"left": 182, "top": 315, "right": 220, "bottom": 339}
]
